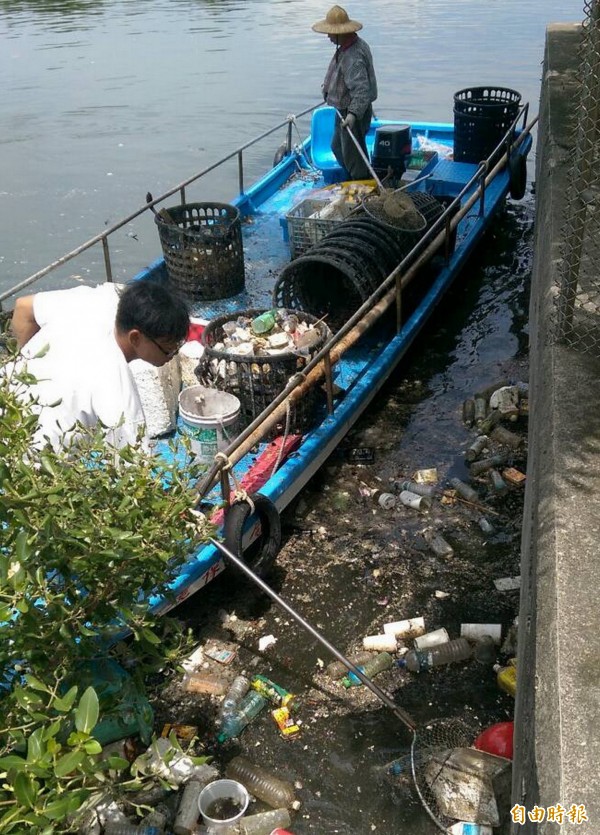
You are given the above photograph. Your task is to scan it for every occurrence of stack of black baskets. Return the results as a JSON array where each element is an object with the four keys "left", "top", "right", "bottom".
[
  {"left": 453, "top": 86, "right": 522, "bottom": 164},
  {"left": 154, "top": 202, "right": 245, "bottom": 301}
]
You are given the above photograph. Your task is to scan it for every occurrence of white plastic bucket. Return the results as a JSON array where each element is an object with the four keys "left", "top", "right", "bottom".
[
  {"left": 198, "top": 778, "right": 249, "bottom": 831},
  {"left": 178, "top": 384, "right": 240, "bottom": 464}
]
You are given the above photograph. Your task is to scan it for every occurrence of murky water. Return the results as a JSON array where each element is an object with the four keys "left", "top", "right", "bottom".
[{"left": 1, "top": 0, "right": 570, "bottom": 296}]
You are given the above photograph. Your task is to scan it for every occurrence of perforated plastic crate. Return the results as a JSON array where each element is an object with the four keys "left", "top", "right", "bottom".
[{"left": 285, "top": 198, "right": 345, "bottom": 259}]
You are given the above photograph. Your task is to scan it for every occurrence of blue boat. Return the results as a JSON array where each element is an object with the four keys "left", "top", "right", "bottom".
[{"left": 3, "top": 99, "right": 535, "bottom": 622}]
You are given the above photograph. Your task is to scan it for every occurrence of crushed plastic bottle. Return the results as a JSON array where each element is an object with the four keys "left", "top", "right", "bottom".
[
  {"left": 469, "top": 454, "right": 507, "bottom": 476},
  {"left": 449, "top": 477, "right": 479, "bottom": 504},
  {"left": 479, "top": 409, "right": 501, "bottom": 435},
  {"left": 491, "top": 425, "right": 524, "bottom": 449},
  {"left": 225, "top": 756, "right": 298, "bottom": 809},
  {"left": 398, "top": 638, "right": 472, "bottom": 672},
  {"left": 221, "top": 675, "right": 251, "bottom": 716},
  {"left": 489, "top": 468, "right": 508, "bottom": 495},
  {"left": 424, "top": 530, "right": 454, "bottom": 558},
  {"left": 478, "top": 515, "right": 494, "bottom": 534},
  {"left": 474, "top": 395, "right": 487, "bottom": 425},
  {"left": 462, "top": 398, "right": 475, "bottom": 427},
  {"left": 465, "top": 435, "right": 489, "bottom": 463},
  {"left": 218, "top": 691, "right": 268, "bottom": 742},
  {"left": 342, "top": 651, "right": 394, "bottom": 687},
  {"left": 393, "top": 479, "right": 437, "bottom": 498},
  {"left": 326, "top": 651, "right": 374, "bottom": 680},
  {"left": 238, "top": 808, "right": 292, "bottom": 834},
  {"left": 173, "top": 780, "right": 203, "bottom": 835}
]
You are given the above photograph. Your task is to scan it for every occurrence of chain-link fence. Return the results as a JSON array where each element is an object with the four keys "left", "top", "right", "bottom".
[{"left": 554, "top": 0, "right": 600, "bottom": 354}]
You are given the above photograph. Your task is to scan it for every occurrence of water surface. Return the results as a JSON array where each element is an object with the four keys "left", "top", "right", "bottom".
[{"left": 0, "top": 0, "right": 572, "bottom": 295}]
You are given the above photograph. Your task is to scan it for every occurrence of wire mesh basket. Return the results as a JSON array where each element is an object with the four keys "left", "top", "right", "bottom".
[
  {"left": 197, "top": 308, "right": 330, "bottom": 436},
  {"left": 155, "top": 202, "right": 245, "bottom": 301}
]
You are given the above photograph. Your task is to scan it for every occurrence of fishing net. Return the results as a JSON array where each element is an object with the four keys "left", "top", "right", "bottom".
[
  {"left": 410, "top": 717, "right": 481, "bottom": 831},
  {"left": 361, "top": 189, "right": 428, "bottom": 232}
]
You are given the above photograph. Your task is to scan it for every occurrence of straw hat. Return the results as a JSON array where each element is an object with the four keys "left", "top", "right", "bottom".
[{"left": 312, "top": 5, "right": 363, "bottom": 35}]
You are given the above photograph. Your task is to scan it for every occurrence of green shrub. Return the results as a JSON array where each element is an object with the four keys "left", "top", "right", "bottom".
[{"left": 0, "top": 339, "right": 210, "bottom": 832}]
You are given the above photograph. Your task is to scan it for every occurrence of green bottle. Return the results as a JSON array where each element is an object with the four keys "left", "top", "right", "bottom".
[
  {"left": 342, "top": 652, "right": 394, "bottom": 688},
  {"left": 251, "top": 310, "right": 277, "bottom": 335}
]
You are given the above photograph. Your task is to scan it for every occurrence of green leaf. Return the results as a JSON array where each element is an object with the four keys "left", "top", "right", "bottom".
[
  {"left": 43, "top": 720, "right": 62, "bottom": 740},
  {"left": 14, "top": 772, "right": 37, "bottom": 809},
  {"left": 26, "top": 727, "right": 45, "bottom": 763},
  {"left": 74, "top": 687, "right": 99, "bottom": 734},
  {"left": 141, "top": 627, "right": 161, "bottom": 645},
  {"left": 24, "top": 675, "right": 50, "bottom": 694},
  {"left": 0, "top": 754, "right": 27, "bottom": 773},
  {"left": 40, "top": 455, "right": 57, "bottom": 477},
  {"left": 42, "top": 796, "right": 74, "bottom": 820},
  {"left": 15, "top": 530, "right": 31, "bottom": 563},
  {"left": 83, "top": 738, "right": 102, "bottom": 755},
  {"left": 54, "top": 749, "right": 84, "bottom": 778},
  {"left": 104, "top": 755, "right": 129, "bottom": 771},
  {"left": 52, "top": 685, "right": 78, "bottom": 713}
]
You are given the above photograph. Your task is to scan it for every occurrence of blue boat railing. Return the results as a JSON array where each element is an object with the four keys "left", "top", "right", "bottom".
[{"left": 0, "top": 104, "right": 320, "bottom": 306}]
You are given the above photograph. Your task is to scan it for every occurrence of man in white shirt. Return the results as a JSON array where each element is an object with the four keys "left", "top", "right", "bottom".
[{"left": 10, "top": 280, "right": 189, "bottom": 450}]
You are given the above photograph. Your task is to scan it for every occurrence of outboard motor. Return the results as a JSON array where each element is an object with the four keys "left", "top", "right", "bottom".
[{"left": 371, "top": 125, "right": 412, "bottom": 187}]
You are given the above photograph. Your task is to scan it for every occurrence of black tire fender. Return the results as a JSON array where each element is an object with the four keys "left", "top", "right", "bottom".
[
  {"left": 273, "top": 143, "right": 288, "bottom": 168},
  {"left": 509, "top": 154, "right": 527, "bottom": 201},
  {"left": 223, "top": 493, "right": 281, "bottom": 579}
]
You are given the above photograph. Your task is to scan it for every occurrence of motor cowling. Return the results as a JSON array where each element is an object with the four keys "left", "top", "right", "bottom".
[{"left": 371, "top": 125, "right": 412, "bottom": 184}]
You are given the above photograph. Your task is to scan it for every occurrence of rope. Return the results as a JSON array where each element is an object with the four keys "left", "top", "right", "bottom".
[
  {"left": 214, "top": 446, "right": 255, "bottom": 513},
  {"left": 270, "top": 399, "right": 292, "bottom": 479}
]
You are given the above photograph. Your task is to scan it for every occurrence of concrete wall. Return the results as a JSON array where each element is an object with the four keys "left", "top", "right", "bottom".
[{"left": 513, "top": 23, "right": 600, "bottom": 833}]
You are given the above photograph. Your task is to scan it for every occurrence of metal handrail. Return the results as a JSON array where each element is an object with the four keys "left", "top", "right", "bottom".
[{"left": 0, "top": 104, "right": 319, "bottom": 305}]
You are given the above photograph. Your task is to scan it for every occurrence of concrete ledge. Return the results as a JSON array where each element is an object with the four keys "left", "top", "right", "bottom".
[{"left": 513, "top": 23, "right": 600, "bottom": 833}]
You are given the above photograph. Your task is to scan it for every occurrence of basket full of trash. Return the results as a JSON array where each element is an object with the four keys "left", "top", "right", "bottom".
[
  {"left": 197, "top": 308, "right": 330, "bottom": 435},
  {"left": 154, "top": 202, "right": 245, "bottom": 301}
]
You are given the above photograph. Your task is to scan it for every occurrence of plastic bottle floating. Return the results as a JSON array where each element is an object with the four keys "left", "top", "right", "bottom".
[
  {"left": 218, "top": 691, "right": 268, "bottom": 742},
  {"left": 342, "top": 651, "right": 394, "bottom": 687},
  {"left": 398, "top": 638, "right": 472, "bottom": 673},
  {"left": 225, "top": 756, "right": 298, "bottom": 809}
]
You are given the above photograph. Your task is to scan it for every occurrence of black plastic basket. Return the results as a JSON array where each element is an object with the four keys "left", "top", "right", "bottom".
[
  {"left": 155, "top": 202, "right": 245, "bottom": 301},
  {"left": 273, "top": 192, "right": 445, "bottom": 329},
  {"left": 197, "top": 309, "right": 330, "bottom": 436},
  {"left": 453, "top": 87, "right": 521, "bottom": 164}
]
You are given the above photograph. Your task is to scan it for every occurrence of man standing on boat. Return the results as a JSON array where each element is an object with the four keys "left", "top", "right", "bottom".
[
  {"left": 10, "top": 281, "right": 189, "bottom": 450},
  {"left": 312, "top": 5, "right": 377, "bottom": 181}
]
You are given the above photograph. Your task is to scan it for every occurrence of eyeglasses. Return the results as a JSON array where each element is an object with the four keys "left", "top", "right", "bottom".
[{"left": 146, "top": 334, "right": 185, "bottom": 359}]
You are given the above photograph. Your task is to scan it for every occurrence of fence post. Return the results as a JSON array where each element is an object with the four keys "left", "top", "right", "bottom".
[{"left": 556, "top": 0, "right": 600, "bottom": 339}]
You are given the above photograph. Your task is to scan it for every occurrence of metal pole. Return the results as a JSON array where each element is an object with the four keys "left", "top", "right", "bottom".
[
  {"left": 210, "top": 537, "right": 417, "bottom": 731},
  {"left": 238, "top": 151, "right": 244, "bottom": 195},
  {"left": 101, "top": 237, "right": 113, "bottom": 283}
]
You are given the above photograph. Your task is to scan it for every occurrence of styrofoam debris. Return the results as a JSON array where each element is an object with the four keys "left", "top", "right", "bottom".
[{"left": 258, "top": 634, "right": 277, "bottom": 652}]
